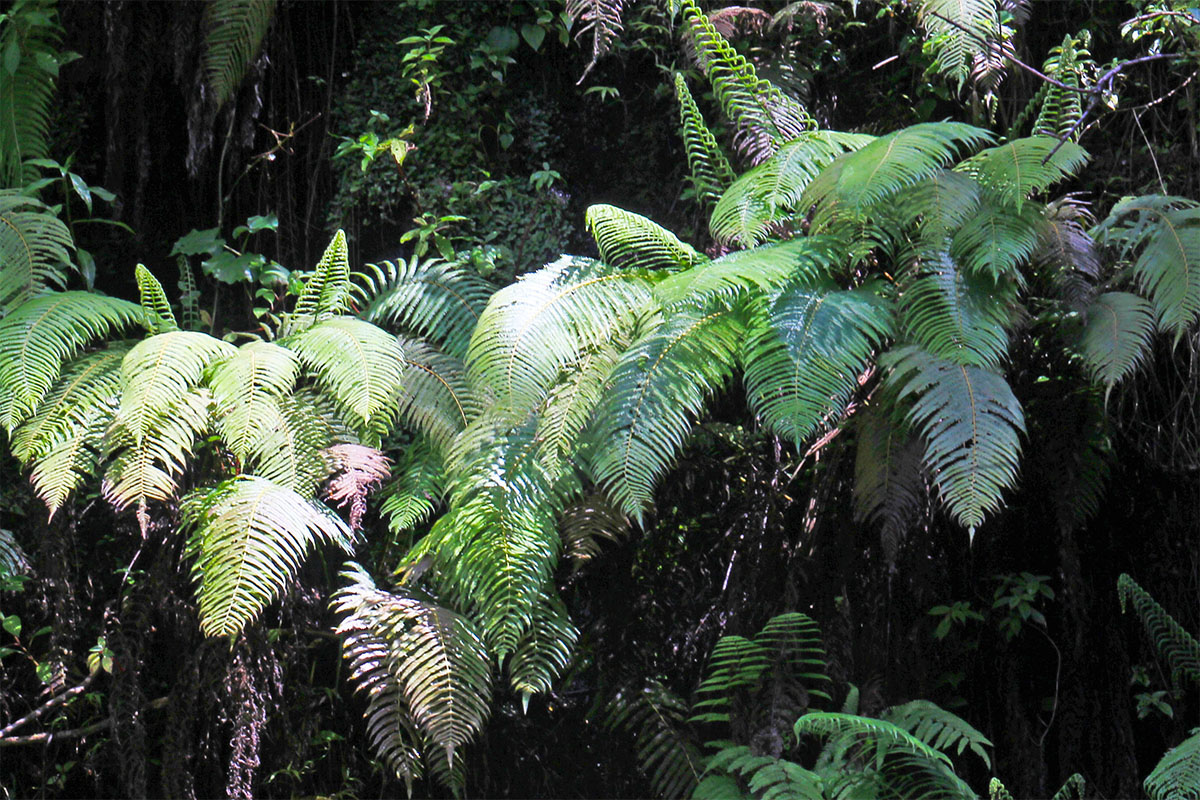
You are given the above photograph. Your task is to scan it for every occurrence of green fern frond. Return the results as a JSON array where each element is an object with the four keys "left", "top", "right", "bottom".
[
  {"left": 508, "top": 590, "right": 578, "bottom": 701},
  {"left": 206, "top": 340, "right": 301, "bottom": 460},
  {"left": 1035, "top": 196, "right": 1100, "bottom": 311},
  {"left": 333, "top": 563, "right": 493, "bottom": 769},
  {"left": 0, "top": 291, "right": 143, "bottom": 433},
  {"left": 1051, "top": 773, "right": 1087, "bottom": 800},
  {"left": 744, "top": 281, "right": 892, "bottom": 447},
  {"left": 1030, "top": 35, "right": 1093, "bottom": 141},
  {"left": 587, "top": 298, "right": 744, "bottom": 520},
  {"left": 1144, "top": 731, "right": 1200, "bottom": 800},
  {"left": 885, "top": 346, "right": 1025, "bottom": 534},
  {"left": 565, "top": 0, "right": 625, "bottom": 80},
  {"left": 178, "top": 255, "right": 203, "bottom": 331},
  {"left": 949, "top": 197, "right": 1045, "bottom": 280},
  {"left": 906, "top": 171, "right": 984, "bottom": 241},
  {"left": 467, "top": 256, "right": 657, "bottom": 413},
  {"left": 392, "top": 335, "right": 473, "bottom": 452},
  {"left": 134, "top": 264, "right": 178, "bottom": 333},
  {"left": 0, "top": 3, "right": 61, "bottom": 187},
  {"left": 914, "top": 0, "right": 1000, "bottom": 89},
  {"left": 956, "top": 137, "right": 1089, "bottom": 209},
  {"left": 183, "top": 475, "right": 351, "bottom": 638},
  {"left": 1077, "top": 292, "right": 1155, "bottom": 390},
  {"left": 692, "top": 635, "right": 769, "bottom": 724},
  {"left": 203, "top": 0, "right": 275, "bottom": 108},
  {"left": 559, "top": 492, "right": 629, "bottom": 570},
  {"left": 0, "top": 191, "right": 74, "bottom": 311},
  {"left": 241, "top": 396, "right": 331, "bottom": 495},
  {"left": 883, "top": 700, "right": 992, "bottom": 769},
  {"left": 290, "top": 229, "right": 350, "bottom": 325},
  {"left": 379, "top": 439, "right": 445, "bottom": 538},
  {"left": 0, "top": 528, "right": 28, "bottom": 576},
  {"left": 606, "top": 679, "right": 703, "bottom": 799},
  {"left": 900, "top": 249, "right": 1013, "bottom": 368},
  {"left": 683, "top": 0, "right": 814, "bottom": 164},
  {"left": 710, "top": 131, "right": 875, "bottom": 247},
  {"left": 586, "top": 204, "right": 706, "bottom": 273},
  {"left": 535, "top": 336, "right": 629, "bottom": 465},
  {"left": 1117, "top": 573, "right": 1200, "bottom": 686},
  {"left": 989, "top": 777, "right": 1015, "bottom": 800},
  {"left": 803, "top": 123, "right": 992, "bottom": 229},
  {"left": 853, "top": 402, "right": 926, "bottom": 557},
  {"left": 697, "top": 745, "right": 824, "bottom": 800},
  {"left": 675, "top": 73, "right": 737, "bottom": 206},
  {"left": 354, "top": 255, "right": 494, "bottom": 360}
]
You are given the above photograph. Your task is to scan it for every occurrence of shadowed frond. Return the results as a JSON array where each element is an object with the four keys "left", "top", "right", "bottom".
[
  {"left": 1051, "top": 773, "right": 1086, "bottom": 800},
  {"left": 242, "top": 396, "right": 331, "bottom": 496},
  {"left": 1077, "top": 292, "right": 1154, "bottom": 390},
  {"left": 183, "top": 475, "right": 352, "bottom": 638},
  {"left": 1035, "top": 196, "right": 1099, "bottom": 311},
  {"left": 392, "top": 335, "right": 473, "bottom": 453},
  {"left": 565, "top": 0, "right": 625, "bottom": 81},
  {"left": 586, "top": 204, "right": 706, "bottom": 273},
  {"left": 853, "top": 402, "right": 926, "bottom": 560},
  {"left": 467, "top": 256, "right": 657, "bottom": 413},
  {"left": 906, "top": 171, "right": 983, "bottom": 241},
  {"left": 901, "top": 249, "right": 1013, "bottom": 367},
  {"left": 744, "top": 281, "right": 892, "bottom": 447},
  {"left": 0, "top": 292, "right": 143, "bottom": 433},
  {"left": 354, "top": 255, "right": 494, "bottom": 360},
  {"left": 535, "top": 335, "right": 629, "bottom": 465},
  {"left": 379, "top": 439, "right": 445, "bottom": 538},
  {"left": 508, "top": 590, "right": 578, "bottom": 702},
  {"left": 691, "top": 634, "right": 770, "bottom": 724},
  {"left": 0, "top": 528, "right": 28, "bottom": 576},
  {"left": 883, "top": 700, "right": 992, "bottom": 769},
  {"left": 203, "top": 0, "right": 275, "bottom": 108},
  {"left": 914, "top": 0, "right": 1000, "bottom": 89},
  {"left": 134, "top": 265, "right": 178, "bottom": 333},
  {"left": 1144, "top": 731, "right": 1200, "bottom": 800},
  {"left": 559, "top": 492, "right": 629, "bottom": 570},
  {"left": 0, "top": 191, "right": 74, "bottom": 312},
  {"left": 675, "top": 73, "right": 737, "bottom": 206},
  {"left": 588, "top": 299, "right": 744, "bottom": 520},
  {"left": 885, "top": 346, "right": 1025, "bottom": 534},
  {"left": 0, "top": 4, "right": 61, "bottom": 187},
  {"left": 710, "top": 131, "right": 875, "bottom": 247},
  {"left": 290, "top": 229, "right": 350, "bottom": 327},
  {"left": 333, "top": 564, "right": 493, "bottom": 769},
  {"left": 955, "top": 137, "right": 1089, "bottom": 209},
  {"left": 605, "top": 679, "right": 703, "bottom": 799},
  {"left": 1117, "top": 573, "right": 1200, "bottom": 687}
]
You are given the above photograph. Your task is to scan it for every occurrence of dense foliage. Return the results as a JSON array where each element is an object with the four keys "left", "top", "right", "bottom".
[{"left": 1, "top": 1, "right": 1199, "bottom": 799}]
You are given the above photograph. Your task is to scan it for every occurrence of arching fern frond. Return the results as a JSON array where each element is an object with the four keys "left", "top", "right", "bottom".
[
  {"left": 744, "top": 280, "right": 892, "bottom": 447},
  {"left": 950, "top": 197, "right": 1044, "bottom": 280},
  {"left": 913, "top": 0, "right": 1000, "bottom": 90},
  {"left": 378, "top": 439, "right": 445, "bottom": 539},
  {"left": 535, "top": 335, "right": 629, "bottom": 465},
  {"left": 508, "top": 590, "right": 578, "bottom": 702},
  {"left": 1117, "top": 573, "right": 1200, "bottom": 687},
  {"left": 955, "top": 137, "right": 1089, "bottom": 210},
  {"left": 675, "top": 73, "right": 737, "bottom": 206},
  {"left": 393, "top": 335, "right": 472, "bottom": 453},
  {"left": 207, "top": 340, "right": 301, "bottom": 461},
  {"left": 853, "top": 402, "right": 926, "bottom": 559},
  {"left": 710, "top": 131, "right": 875, "bottom": 247},
  {"left": 0, "top": 191, "right": 74, "bottom": 312},
  {"left": 605, "top": 679, "right": 703, "bottom": 799},
  {"left": 1144, "top": 731, "right": 1200, "bottom": 800},
  {"left": 882, "top": 700, "right": 992, "bottom": 769},
  {"left": 1036, "top": 196, "right": 1100, "bottom": 312},
  {"left": 183, "top": 474, "right": 352, "bottom": 638},
  {"left": 1051, "top": 773, "right": 1087, "bottom": 800},
  {"left": 885, "top": 346, "right": 1025, "bottom": 535},
  {"left": 354, "top": 255, "right": 494, "bottom": 360},
  {"left": 586, "top": 204, "right": 706, "bottom": 273},
  {"left": 0, "top": 292, "right": 143, "bottom": 433},
  {"left": 203, "top": 0, "right": 276, "bottom": 108},
  {"left": 1077, "top": 292, "right": 1155, "bottom": 390},
  {"left": 134, "top": 264, "right": 178, "bottom": 333},
  {"left": 559, "top": 492, "right": 629, "bottom": 571},
  {"left": 241, "top": 396, "right": 331, "bottom": 496},
  {"left": 0, "top": 528, "right": 28, "bottom": 576}
]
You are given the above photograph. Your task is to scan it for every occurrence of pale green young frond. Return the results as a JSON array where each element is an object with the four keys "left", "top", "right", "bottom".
[
  {"left": 203, "top": 0, "right": 275, "bottom": 107},
  {"left": 467, "top": 256, "right": 657, "bottom": 413},
  {"left": 207, "top": 340, "right": 301, "bottom": 460},
  {"left": 290, "top": 229, "right": 350, "bottom": 325},
  {"left": 1077, "top": 292, "right": 1155, "bottom": 390},
  {"left": 1144, "top": 731, "right": 1200, "bottom": 800},
  {"left": 1117, "top": 573, "right": 1200, "bottom": 687},
  {"left": 710, "top": 132, "right": 875, "bottom": 247},
  {"left": 675, "top": 73, "right": 737, "bottom": 206},
  {"left": 134, "top": 264, "right": 178, "bottom": 334},
  {"left": 0, "top": 191, "right": 74, "bottom": 312},
  {"left": 587, "top": 299, "right": 745, "bottom": 520},
  {"left": 853, "top": 402, "right": 926, "bottom": 559},
  {"left": 900, "top": 249, "right": 1013, "bottom": 368},
  {"left": 990, "top": 777, "right": 1015, "bottom": 800},
  {"left": 914, "top": 0, "right": 1000, "bottom": 89},
  {"left": 955, "top": 137, "right": 1090, "bottom": 208},
  {"left": 0, "top": 292, "right": 143, "bottom": 433},
  {"left": 586, "top": 204, "right": 706, "bottom": 273},
  {"left": 354, "top": 255, "right": 494, "bottom": 360},
  {"left": 378, "top": 439, "right": 445, "bottom": 538},
  {"left": 802, "top": 123, "right": 993, "bottom": 229},
  {"left": 184, "top": 474, "right": 352, "bottom": 638},
  {"left": 508, "top": 590, "right": 579, "bottom": 700},
  {"left": 744, "top": 281, "right": 892, "bottom": 447},
  {"left": 883, "top": 700, "right": 993, "bottom": 769},
  {"left": 28, "top": 409, "right": 109, "bottom": 518},
  {"left": 885, "top": 346, "right": 1025, "bottom": 534}
]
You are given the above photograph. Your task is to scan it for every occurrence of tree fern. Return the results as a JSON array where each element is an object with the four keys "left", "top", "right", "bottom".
[
  {"left": 1077, "top": 292, "right": 1155, "bottom": 390},
  {"left": 0, "top": 291, "right": 143, "bottom": 433},
  {"left": 240, "top": 396, "right": 331, "bottom": 496},
  {"left": 586, "top": 204, "right": 706, "bottom": 273},
  {"left": 743, "top": 280, "right": 892, "bottom": 447},
  {"left": 882, "top": 699, "right": 992, "bottom": 769},
  {"left": 183, "top": 475, "right": 352, "bottom": 638},
  {"left": 1117, "top": 573, "right": 1200, "bottom": 687},
  {"left": 134, "top": 264, "right": 178, "bottom": 334},
  {"left": 1144, "top": 731, "right": 1200, "bottom": 800},
  {"left": 885, "top": 346, "right": 1025, "bottom": 535},
  {"left": 391, "top": 335, "right": 472, "bottom": 453},
  {"left": 0, "top": 1, "right": 62, "bottom": 187},
  {"left": 914, "top": 0, "right": 1000, "bottom": 90},
  {"left": 0, "top": 191, "right": 75, "bottom": 312},
  {"left": 853, "top": 402, "right": 926, "bottom": 558},
  {"left": 710, "top": 131, "right": 875, "bottom": 248},
  {"left": 354, "top": 255, "right": 494, "bottom": 360},
  {"left": 203, "top": 0, "right": 276, "bottom": 108},
  {"left": 675, "top": 73, "right": 737, "bottom": 206},
  {"left": 1028, "top": 35, "right": 1094, "bottom": 140}
]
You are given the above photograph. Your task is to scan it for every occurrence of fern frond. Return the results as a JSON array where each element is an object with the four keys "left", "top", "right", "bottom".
[
  {"left": 744, "top": 281, "right": 892, "bottom": 447},
  {"left": 1117, "top": 573, "right": 1200, "bottom": 687},
  {"left": 885, "top": 346, "right": 1025, "bottom": 534},
  {"left": 0, "top": 4, "right": 61, "bottom": 187},
  {"left": 241, "top": 396, "right": 332, "bottom": 496},
  {"left": 559, "top": 492, "right": 629, "bottom": 570},
  {"left": 178, "top": 255, "right": 202, "bottom": 330},
  {"left": 0, "top": 191, "right": 74, "bottom": 311},
  {"left": 134, "top": 265, "right": 178, "bottom": 333},
  {"left": 955, "top": 137, "right": 1089, "bottom": 209},
  {"left": 803, "top": 123, "right": 992, "bottom": 229},
  {"left": 467, "top": 256, "right": 657, "bottom": 413},
  {"left": 1144, "top": 731, "right": 1200, "bottom": 800},
  {"left": 203, "top": 0, "right": 275, "bottom": 108},
  {"left": 1051, "top": 773, "right": 1087, "bottom": 800},
  {"left": 392, "top": 335, "right": 472, "bottom": 452},
  {"left": 606, "top": 679, "right": 703, "bottom": 799},
  {"left": 692, "top": 635, "right": 770, "bottom": 723},
  {"left": 586, "top": 204, "right": 706, "bottom": 273},
  {"left": 289, "top": 229, "right": 350, "bottom": 327},
  {"left": 1035, "top": 196, "right": 1100, "bottom": 311},
  {"left": 1077, "top": 292, "right": 1155, "bottom": 390},
  {"left": 853, "top": 402, "right": 926, "bottom": 558},
  {"left": 683, "top": 0, "right": 813, "bottom": 164},
  {"left": 914, "top": 0, "right": 1000, "bottom": 89},
  {"left": 587, "top": 298, "right": 744, "bottom": 520},
  {"left": 949, "top": 197, "right": 1045, "bottom": 280},
  {"left": 883, "top": 700, "right": 992, "bottom": 769},
  {"left": 379, "top": 439, "right": 445, "bottom": 538},
  {"left": 333, "top": 564, "right": 493, "bottom": 769},
  {"left": 535, "top": 335, "right": 629, "bottom": 465},
  {"left": 207, "top": 340, "right": 301, "bottom": 460},
  {"left": 0, "top": 528, "right": 29, "bottom": 576},
  {"left": 354, "top": 255, "right": 494, "bottom": 360},
  {"left": 989, "top": 777, "right": 1015, "bottom": 800},
  {"left": 698, "top": 745, "right": 824, "bottom": 800},
  {"left": 0, "top": 292, "right": 143, "bottom": 433},
  {"left": 675, "top": 73, "right": 737, "bottom": 206},
  {"left": 508, "top": 590, "right": 578, "bottom": 701},
  {"left": 183, "top": 475, "right": 351, "bottom": 638},
  {"left": 710, "top": 131, "right": 875, "bottom": 247},
  {"left": 565, "top": 0, "right": 625, "bottom": 80},
  {"left": 1030, "top": 35, "right": 1093, "bottom": 141}
]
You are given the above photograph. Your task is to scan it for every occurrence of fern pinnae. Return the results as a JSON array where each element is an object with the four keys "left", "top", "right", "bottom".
[
  {"left": 0, "top": 191, "right": 75, "bottom": 312},
  {"left": 853, "top": 401, "right": 926, "bottom": 558},
  {"left": 207, "top": 340, "right": 301, "bottom": 460},
  {"left": 585, "top": 204, "right": 706, "bottom": 273},
  {"left": 289, "top": 229, "right": 350, "bottom": 330},
  {"left": 955, "top": 136, "right": 1090, "bottom": 210},
  {"left": 1117, "top": 573, "right": 1200, "bottom": 687},
  {"left": 0, "top": 5, "right": 62, "bottom": 187},
  {"left": 392, "top": 336, "right": 473, "bottom": 452},
  {"left": 914, "top": 0, "right": 1001, "bottom": 90},
  {"left": 674, "top": 72, "right": 737, "bottom": 206},
  {"left": 1144, "top": 731, "right": 1200, "bottom": 800},
  {"left": 203, "top": 0, "right": 276, "bottom": 108},
  {"left": 507, "top": 590, "right": 579, "bottom": 701},
  {"left": 882, "top": 699, "right": 993, "bottom": 768},
  {"left": 135, "top": 264, "right": 178, "bottom": 333},
  {"left": 1077, "top": 292, "right": 1155, "bottom": 391}
]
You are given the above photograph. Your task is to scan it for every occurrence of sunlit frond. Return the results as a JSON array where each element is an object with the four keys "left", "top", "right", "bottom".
[
  {"left": 586, "top": 204, "right": 706, "bottom": 273},
  {"left": 675, "top": 73, "right": 737, "bottom": 206},
  {"left": 508, "top": 590, "right": 578, "bottom": 701},
  {"left": 135, "top": 264, "right": 178, "bottom": 334},
  {"left": 0, "top": 191, "right": 74, "bottom": 312},
  {"left": 955, "top": 137, "right": 1089, "bottom": 208}
]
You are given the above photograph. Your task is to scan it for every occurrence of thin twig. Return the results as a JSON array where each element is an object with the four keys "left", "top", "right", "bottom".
[
  {"left": 0, "top": 697, "right": 168, "bottom": 748},
  {"left": 0, "top": 673, "right": 97, "bottom": 738}
]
